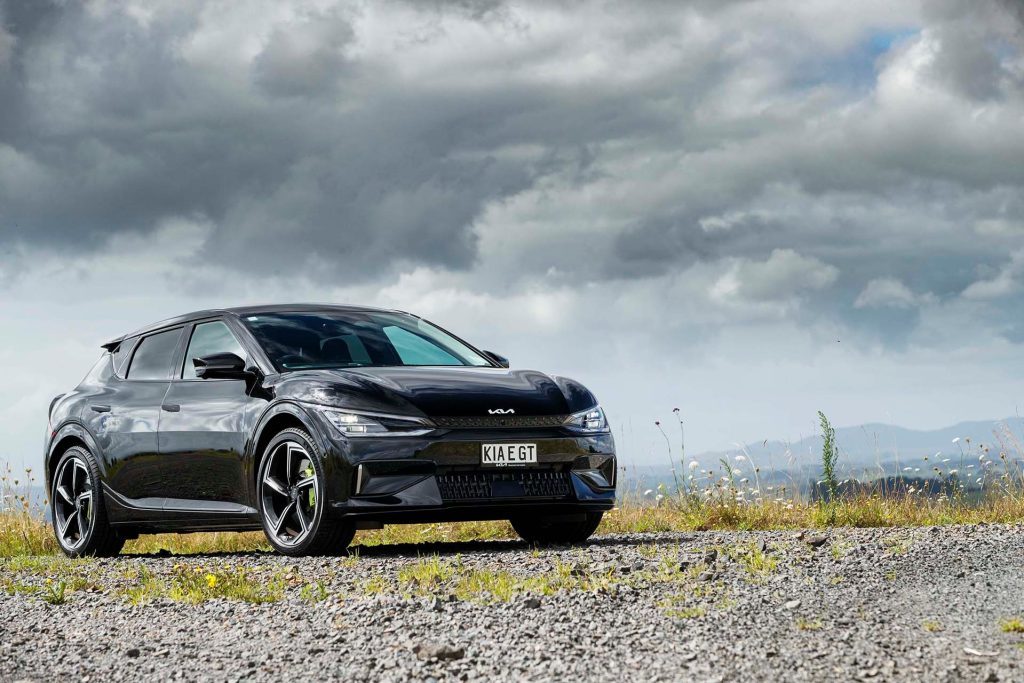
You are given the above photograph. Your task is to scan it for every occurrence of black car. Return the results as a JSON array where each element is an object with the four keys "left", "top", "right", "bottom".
[{"left": 44, "top": 305, "right": 616, "bottom": 556}]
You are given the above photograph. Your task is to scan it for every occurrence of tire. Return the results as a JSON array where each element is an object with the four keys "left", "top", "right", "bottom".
[
  {"left": 50, "top": 446, "right": 124, "bottom": 558},
  {"left": 257, "top": 427, "right": 354, "bottom": 556},
  {"left": 511, "top": 511, "right": 603, "bottom": 545}
]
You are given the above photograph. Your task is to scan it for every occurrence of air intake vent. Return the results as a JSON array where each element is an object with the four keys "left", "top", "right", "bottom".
[
  {"left": 432, "top": 415, "right": 568, "bottom": 429},
  {"left": 437, "top": 470, "right": 572, "bottom": 500}
]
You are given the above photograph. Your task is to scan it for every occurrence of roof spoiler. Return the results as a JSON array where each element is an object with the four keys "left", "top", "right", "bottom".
[{"left": 101, "top": 339, "right": 122, "bottom": 352}]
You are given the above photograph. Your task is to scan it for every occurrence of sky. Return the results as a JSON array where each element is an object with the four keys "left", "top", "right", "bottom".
[{"left": 1, "top": 0, "right": 1023, "bottom": 471}]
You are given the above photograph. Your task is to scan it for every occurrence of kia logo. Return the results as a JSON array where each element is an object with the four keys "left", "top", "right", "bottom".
[{"left": 488, "top": 408, "right": 515, "bottom": 415}]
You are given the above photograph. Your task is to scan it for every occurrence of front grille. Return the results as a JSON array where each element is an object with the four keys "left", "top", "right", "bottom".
[
  {"left": 432, "top": 415, "right": 568, "bottom": 429},
  {"left": 437, "top": 470, "right": 573, "bottom": 501}
]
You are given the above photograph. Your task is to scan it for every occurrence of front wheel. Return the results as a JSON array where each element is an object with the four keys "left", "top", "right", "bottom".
[
  {"left": 257, "top": 428, "right": 354, "bottom": 556},
  {"left": 511, "top": 511, "right": 603, "bottom": 545},
  {"left": 51, "top": 446, "right": 124, "bottom": 557}
]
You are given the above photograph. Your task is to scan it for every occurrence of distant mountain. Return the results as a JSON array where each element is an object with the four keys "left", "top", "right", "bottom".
[{"left": 691, "top": 417, "right": 1024, "bottom": 474}]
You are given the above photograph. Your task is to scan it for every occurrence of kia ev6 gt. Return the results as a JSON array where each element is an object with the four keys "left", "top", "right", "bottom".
[{"left": 45, "top": 305, "right": 616, "bottom": 556}]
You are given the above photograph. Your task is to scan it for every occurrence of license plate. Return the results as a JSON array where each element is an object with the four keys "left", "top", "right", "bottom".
[{"left": 481, "top": 443, "right": 537, "bottom": 467}]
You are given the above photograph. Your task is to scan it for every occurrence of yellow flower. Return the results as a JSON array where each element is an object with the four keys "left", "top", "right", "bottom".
[{"left": 205, "top": 574, "right": 218, "bottom": 588}]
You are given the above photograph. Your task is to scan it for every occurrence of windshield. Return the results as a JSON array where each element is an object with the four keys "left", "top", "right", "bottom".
[{"left": 241, "top": 311, "right": 493, "bottom": 371}]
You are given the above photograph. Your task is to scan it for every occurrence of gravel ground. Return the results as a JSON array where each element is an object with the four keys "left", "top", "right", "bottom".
[{"left": 3, "top": 525, "right": 1024, "bottom": 682}]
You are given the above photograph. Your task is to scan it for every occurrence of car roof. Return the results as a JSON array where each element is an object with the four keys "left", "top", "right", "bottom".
[{"left": 102, "top": 303, "right": 403, "bottom": 349}]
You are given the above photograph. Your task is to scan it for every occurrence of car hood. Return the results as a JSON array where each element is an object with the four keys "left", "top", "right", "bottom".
[{"left": 270, "top": 366, "right": 598, "bottom": 418}]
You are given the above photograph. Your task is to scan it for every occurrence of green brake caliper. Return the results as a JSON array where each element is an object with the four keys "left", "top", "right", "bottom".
[{"left": 304, "top": 465, "right": 316, "bottom": 508}]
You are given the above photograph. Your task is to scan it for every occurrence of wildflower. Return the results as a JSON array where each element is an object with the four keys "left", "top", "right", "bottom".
[
  {"left": 734, "top": 455, "right": 746, "bottom": 462},
  {"left": 643, "top": 489, "right": 654, "bottom": 497},
  {"left": 952, "top": 437, "right": 960, "bottom": 444},
  {"left": 205, "top": 574, "right": 218, "bottom": 588},
  {"left": 949, "top": 469, "right": 958, "bottom": 474},
  {"left": 688, "top": 461, "right": 699, "bottom": 471}
]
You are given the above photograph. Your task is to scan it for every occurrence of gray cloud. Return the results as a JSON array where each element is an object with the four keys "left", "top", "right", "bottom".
[{"left": 3, "top": 0, "right": 1024, "bottom": 470}]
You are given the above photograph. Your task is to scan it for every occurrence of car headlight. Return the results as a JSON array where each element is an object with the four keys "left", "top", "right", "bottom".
[
  {"left": 321, "top": 409, "right": 433, "bottom": 438},
  {"left": 563, "top": 405, "right": 608, "bottom": 434}
]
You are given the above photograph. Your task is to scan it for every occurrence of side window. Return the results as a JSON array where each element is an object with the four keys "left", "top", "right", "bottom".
[
  {"left": 182, "top": 321, "right": 247, "bottom": 379},
  {"left": 127, "top": 329, "right": 182, "bottom": 380},
  {"left": 382, "top": 325, "right": 461, "bottom": 366}
]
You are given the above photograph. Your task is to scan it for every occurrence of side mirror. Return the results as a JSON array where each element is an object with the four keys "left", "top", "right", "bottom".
[
  {"left": 484, "top": 350, "right": 510, "bottom": 368},
  {"left": 194, "top": 352, "right": 250, "bottom": 380}
]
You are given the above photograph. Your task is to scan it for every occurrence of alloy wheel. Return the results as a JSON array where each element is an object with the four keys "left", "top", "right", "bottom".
[
  {"left": 260, "top": 440, "right": 320, "bottom": 547},
  {"left": 53, "top": 455, "right": 94, "bottom": 551}
]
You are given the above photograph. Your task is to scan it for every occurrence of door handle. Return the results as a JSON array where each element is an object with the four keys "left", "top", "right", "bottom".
[
  {"left": 161, "top": 404, "right": 181, "bottom": 413},
  {"left": 91, "top": 404, "right": 111, "bottom": 413}
]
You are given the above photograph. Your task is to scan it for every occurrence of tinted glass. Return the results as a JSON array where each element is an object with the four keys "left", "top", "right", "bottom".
[
  {"left": 242, "top": 311, "right": 492, "bottom": 371},
  {"left": 127, "top": 329, "right": 182, "bottom": 380},
  {"left": 383, "top": 326, "right": 461, "bottom": 365},
  {"left": 182, "top": 321, "right": 247, "bottom": 379}
]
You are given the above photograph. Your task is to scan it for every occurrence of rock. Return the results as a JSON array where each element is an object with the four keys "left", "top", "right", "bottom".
[
  {"left": 126, "top": 648, "right": 141, "bottom": 658},
  {"left": 413, "top": 642, "right": 466, "bottom": 661},
  {"left": 702, "top": 549, "right": 718, "bottom": 565},
  {"left": 783, "top": 600, "right": 801, "bottom": 610},
  {"left": 521, "top": 596, "right": 542, "bottom": 609},
  {"left": 429, "top": 596, "right": 444, "bottom": 612},
  {"left": 963, "top": 647, "right": 999, "bottom": 657},
  {"left": 804, "top": 535, "right": 829, "bottom": 548}
]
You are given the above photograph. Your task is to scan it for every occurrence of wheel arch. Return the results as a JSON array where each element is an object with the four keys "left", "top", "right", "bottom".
[
  {"left": 46, "top": 423, "right": 103, "bottom": 492},
  {"left": 248, "top": 402, "right": 329, "bottom": 502}
]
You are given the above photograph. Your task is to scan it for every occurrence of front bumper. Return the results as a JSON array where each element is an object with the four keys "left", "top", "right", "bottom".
[{"left": 310, "top": 412, "right": 616, "bottom": 522}]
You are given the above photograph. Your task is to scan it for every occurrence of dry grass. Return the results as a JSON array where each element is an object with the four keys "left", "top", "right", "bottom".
[{"left": 3, "top": 491, "right": 1023, "bottom": 559}]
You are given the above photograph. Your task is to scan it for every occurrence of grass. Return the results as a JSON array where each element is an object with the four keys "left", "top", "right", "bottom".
[
  {"left": 795, "top": 617, "right": 824, "bottom": 631},
  {"left": 922, "top": 620, "right": 944, "bottom": 632},
  {"left": 3, "top": 492, "right": 1024, "bottom": 560},
  {"left": 121, "top": 564, "right": 287, "bottom": 605},
  {"left": 1000, "top": 617, "right": 1024, "bottom": 634}
]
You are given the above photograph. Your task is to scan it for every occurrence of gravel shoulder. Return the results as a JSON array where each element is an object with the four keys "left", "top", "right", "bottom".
[{"left": 3, "top": 525, "right": 1024, "bottom": 682}]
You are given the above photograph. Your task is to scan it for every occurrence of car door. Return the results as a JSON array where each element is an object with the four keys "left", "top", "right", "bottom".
[
  {"left": 157, "top": 318, "right": 259, "bottom": 507},
  {"left": 99, "top": 327, "right": 182, "bottom": 502}
]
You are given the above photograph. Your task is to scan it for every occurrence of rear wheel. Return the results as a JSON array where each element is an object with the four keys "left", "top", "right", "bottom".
[
  {"left": 257, "top": 428, "right": 354, "bottom": 556},
  {"left": 51, "top": 446, "right": 124, "bottom": 558},
  {"left": 511, "top": 511, "right": 603, "bottom": 545}
]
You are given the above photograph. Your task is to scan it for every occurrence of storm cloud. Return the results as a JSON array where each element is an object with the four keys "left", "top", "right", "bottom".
[{"left": 1, "top": 0, "right": 1023, "bottom": 467}]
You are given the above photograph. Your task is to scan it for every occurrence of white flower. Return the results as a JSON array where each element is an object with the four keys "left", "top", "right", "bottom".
[
  {"left": 734, "top": 455, "right": 746, "bottom": 462},
  {"left": 688, "top": 461, "right": 699, "bottom": 471},
  {"left": 952, "top": 437, "right": 960, "bottom": 444},
  {"left": 903, "top": 467, "right": 912, "bottom": 472},
  {"left": 949, "top": 469, "right": 958, "bottom": 474},
  {"left": 643, "top": 489, "right": 654, "bottom": 497}
]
